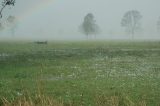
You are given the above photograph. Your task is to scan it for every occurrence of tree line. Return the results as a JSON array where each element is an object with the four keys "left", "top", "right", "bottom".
[
  {"left": 80, "top": 11, "right": 142, "bottom": 39},
  {"left": 0, "top": 1, "right": 160, "bottom": 39},
  {"left": 81, "top": 11, "right": 160, "bottom": 39}
]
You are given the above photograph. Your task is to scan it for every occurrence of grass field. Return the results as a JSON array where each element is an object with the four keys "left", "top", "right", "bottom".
[{"left": 0, "top": 41, "right": 160, "bottom": 106}]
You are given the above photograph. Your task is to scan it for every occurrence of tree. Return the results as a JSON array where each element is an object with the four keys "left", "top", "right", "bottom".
[
  {"left": 80, "top": 13, "right": 99, "bottom": 39},
  {"left": 0, "top": 23, "right": 4, "bottom": 31},
  {"left": 7, "top": 15, "right": 17, "bottom": 36},
  {"left": 0, "top": 23, "right": 4, "bottom": 36},
  {"left": 157, "top": 17, "right": 160, "bottom": 33},
  {"left": 0, "top": 0, "right": 15, "bottom": 18},
  {"left": 121, "top": 10, "right": 142, "bottom": 39}
]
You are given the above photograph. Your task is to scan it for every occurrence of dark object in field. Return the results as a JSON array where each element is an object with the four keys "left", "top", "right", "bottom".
[{"left": 34, "top": 41, "right": 48, "bottom": 44}]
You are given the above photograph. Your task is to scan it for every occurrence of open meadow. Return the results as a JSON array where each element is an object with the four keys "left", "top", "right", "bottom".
[{"left": 0, "top": 41, "right": 160, "bottom": 106}]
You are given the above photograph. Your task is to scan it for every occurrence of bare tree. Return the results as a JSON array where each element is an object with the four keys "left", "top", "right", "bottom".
[
  {"left": 0, "top": 0, "right": 15, "bottom": 18},
  {"left": 121, "top": 10, "right": 142, "bottom": 39},
  {"left": 7, "top": 15, "right": 17, "bottom": 36},
  {"left": 80, "top": 13, "right": 100, "bottom": 39}
]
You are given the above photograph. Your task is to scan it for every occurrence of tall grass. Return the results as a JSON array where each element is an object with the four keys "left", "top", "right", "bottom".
[
  {"left": 1, "top": 94, "right": 63, "bottom": 106},
  {"left": 1, "top": 93, "right": 147, "bottom": 106}
]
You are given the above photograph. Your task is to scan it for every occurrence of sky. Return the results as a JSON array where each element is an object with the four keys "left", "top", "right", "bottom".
[{"left": 0, "top": 0, "right": 160, "bottom": 40}]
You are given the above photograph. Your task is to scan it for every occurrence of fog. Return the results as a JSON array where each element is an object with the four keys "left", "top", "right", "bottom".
[{"left": 0, "top": 0, "right": 160, "bottom": 40}]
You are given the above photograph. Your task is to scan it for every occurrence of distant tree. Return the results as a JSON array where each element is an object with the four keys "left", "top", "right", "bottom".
[
  {"left": 0, "top": 0, "right": 15, "bottom": 18},
  {"left": 80, "top": 13, "right": 100, "bottom": 39},
  {"left": 121, "top": 10, "right": 142, "bottom": 39},
  {"left": 0, "top": 23, "right": 4, "bottom": 31},
  {"left": 157, "top": 17, "right": 160, "bottom": 33},
  {"left": 7, "top": 15, "right": 17, "bottom": 36},
  {"left": 0, "top": 23, "right": 4, "bottom": 35}
]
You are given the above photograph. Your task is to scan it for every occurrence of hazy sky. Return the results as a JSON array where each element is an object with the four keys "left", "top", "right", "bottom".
[{"left": 1, "top": 0, "right": 160, "bottom": 40}]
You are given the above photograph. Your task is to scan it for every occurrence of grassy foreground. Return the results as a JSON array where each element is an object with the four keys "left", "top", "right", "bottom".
[{"left": 0, "top": 41, "right": 160, "bottom": 106}]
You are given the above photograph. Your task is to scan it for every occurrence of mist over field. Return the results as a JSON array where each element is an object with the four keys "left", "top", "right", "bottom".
[
  {"left": 1, "top": 1, "right": 160, "bottom": 105},
  {"left": 0, "top": 0, "right": 160, "bottom": 40}
]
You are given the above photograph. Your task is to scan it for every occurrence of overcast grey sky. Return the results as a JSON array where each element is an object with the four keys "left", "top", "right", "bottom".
[{"left": 1, "top": 0, "right": 160, "bottom": 40}]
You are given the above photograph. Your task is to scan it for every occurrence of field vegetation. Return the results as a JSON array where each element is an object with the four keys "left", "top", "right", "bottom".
[{"left": 0, "top": 41, "right": 160, "bottom": 106}]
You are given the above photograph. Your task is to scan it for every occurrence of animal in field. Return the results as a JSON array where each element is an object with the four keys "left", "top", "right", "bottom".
[{"left": 34, "top": 41, "right": 48, "bottom": 44}]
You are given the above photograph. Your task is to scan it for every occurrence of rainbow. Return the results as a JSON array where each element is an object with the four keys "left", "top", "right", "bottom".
[
  {"left": 1, "top": 0, "right": 54, "bottom": 33},
  {"left": 17, "top": 0, "right": 54, "bottom": 22}
]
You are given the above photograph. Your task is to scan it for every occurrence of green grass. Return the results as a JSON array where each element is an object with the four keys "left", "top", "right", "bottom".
[{"left": 0, "top": 41, "right": 160, "bottom": 106}]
